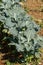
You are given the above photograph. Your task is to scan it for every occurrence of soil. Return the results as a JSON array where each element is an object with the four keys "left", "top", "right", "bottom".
[
  {"left": 24, "top": 0, "right": 43, "bottom": 20},
  {"left": 0, "top": 53, "right": 6, "bottom": 65}
]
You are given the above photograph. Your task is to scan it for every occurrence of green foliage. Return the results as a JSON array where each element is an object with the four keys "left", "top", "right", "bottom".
[
  {"left": 6, "top": 61, "right": 11, "bottom": 65},
  {"left": 0, "top": 0, "right": 43, "bottom": 63}
]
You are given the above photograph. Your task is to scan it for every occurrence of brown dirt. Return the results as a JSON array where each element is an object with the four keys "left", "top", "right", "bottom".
[
  {"left": 0, "top": 53, "right": 6, "bottom": 65},
  {"left": 23, "top": 0, "right": 43, "bottom": 20},
  {"left": 37, "top": 28, "right": 43, "bottom": 36}
]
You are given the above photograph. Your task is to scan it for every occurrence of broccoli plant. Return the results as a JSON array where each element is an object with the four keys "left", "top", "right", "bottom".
[{"left": 0, "top": 0, "right": 43, "bottom": 63}]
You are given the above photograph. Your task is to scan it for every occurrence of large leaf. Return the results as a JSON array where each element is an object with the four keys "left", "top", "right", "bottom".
[{"left": 0, "top": 0, "right": 43, "bottom": 60}]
